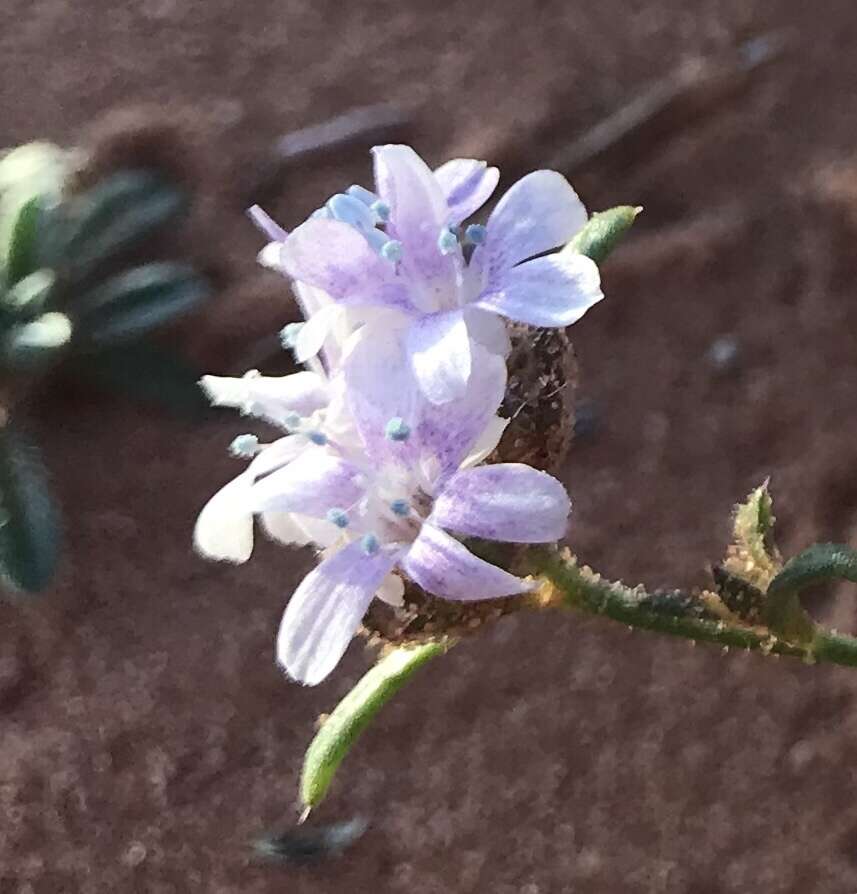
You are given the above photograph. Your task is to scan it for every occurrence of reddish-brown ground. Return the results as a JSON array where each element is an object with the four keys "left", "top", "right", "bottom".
[{"left": 4, "top": 0, "right": 857, "bottom": 891}]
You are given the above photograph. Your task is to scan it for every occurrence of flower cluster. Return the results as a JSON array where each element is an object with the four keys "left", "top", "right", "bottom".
[{"left": 195, "top": 145, "right": 604, "bottom": 685}]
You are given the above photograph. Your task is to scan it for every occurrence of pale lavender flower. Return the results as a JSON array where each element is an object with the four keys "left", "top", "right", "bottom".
[
  {"left": 270, "top": 145, "right": 603, "bottom": 404},
  {"left": 243, "top": 344, "right": 571, "bottom": 685}
]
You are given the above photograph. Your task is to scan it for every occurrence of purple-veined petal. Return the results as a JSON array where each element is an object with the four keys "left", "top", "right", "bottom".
[
  {"left": 401, "top": 523, "right": 533, "bottom": 601},
  {"left": 406, "top": 309, "right": 471, "bottom": 405},
  {"left": 277, "top": 539, "right": 402, "bottom": 685},
  {"left": 476, "top": 251, "right": 602, "bottom": 328},
  {"left": 372, "top": 145, "right": 459, "bottom": 306},
  {"left": 194, "top": 474, "right": 254, "bottom": 563},
  {"left": 415, "top": 343, "right": 507, "bottom": 483},
  {"left": 481, "top": 170, "right": 588, "bottom": 278},
  {"left": 249, "top": 448, "right": 365, "bottom": 517},
  {"left": 433, "top": 159, "right": 500, "bottom": 225},
  {"left": 200, "top": 371, "right": 329, "bottom": 425},
  {"left": 280, "top": 218, "right": 396, "bottom": 302},
  {"left": 343, "top": 324, "right": 422, "bottom": 467},
  {"left": 431, "top": 463, "right": 571, "bottom": 542}
]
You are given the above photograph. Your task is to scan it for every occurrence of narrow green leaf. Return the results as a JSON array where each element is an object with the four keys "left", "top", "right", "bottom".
[
  {"left": 0, "top": 143, "right": 69, "bottom": 282},
  {"left": 0, "top": 421, "right": 61, "bottom": 593},
  {"left": 5, "top": 195, "right": 44, "bottom": 286},
  {"left": 564, "top": 205, "right": 641, "bottom": 264},
  {"left": 61, "top": 170, "right": 187, "bottom": 283},
  {"left": 2, "top": 312, "right": 72, "bottom": 372},
  {"left": 768, "top": 543, "right": 857, "bottom": 597},
  {"left": 301, "top": 642, "right": 446, "bottom": 809},
  {"left": 68, "top": 342, "right": 209, "bottom": 416},
  {"left": 73, "top": 262, "right": 208, "bottom": 346}
]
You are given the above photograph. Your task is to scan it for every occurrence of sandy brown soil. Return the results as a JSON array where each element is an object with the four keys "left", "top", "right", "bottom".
[{"left": 4, "top": 0, "right": 857, "bottom": 891}]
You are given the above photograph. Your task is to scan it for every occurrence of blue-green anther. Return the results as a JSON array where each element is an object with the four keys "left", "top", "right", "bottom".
[
  {"left": 346, "top": 184, "right": 377, "bottom": 205},
  {"left": 326, "top": 508, "right": 350, "bottom": 529},
  {"left": 370, "top": 200, "right": 390, "bottom": 223},
  {"left": 361, "top": 533, "right": 381, "bottom": 556},
  {"left": 437, "top": 226, "right": 458, "bottom": 255},
  {"left": 327, "top": 193, "right": 375, "bottom": 231},
  {"left": 390, "top": 499, "right": 410, "bottom": 517},
  {"left": 380, "top": 240, "right": 403, "bottom": 262},
  {"left": 308, "top": 431, "right": 328, "bottom": 446},
  {"left": 385, "top": 417, "right": 411, "bottom": 442},
  {"left": 284, "top": 412, "right": 302, "bottom": 431},
  {"left": 465, "top": 223, "right": 487, "bottom": 245},
  {"left": 229, "top": 434, "right": 259, "bottom": 458}
]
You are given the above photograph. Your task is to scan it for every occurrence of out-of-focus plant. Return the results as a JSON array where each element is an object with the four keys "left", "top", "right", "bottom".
[{"left": 0, "top": 142, "right": 210, "bottom": 593}]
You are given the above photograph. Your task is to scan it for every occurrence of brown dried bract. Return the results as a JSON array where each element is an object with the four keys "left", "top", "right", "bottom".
[{"left": 362, "top": 323, "right": 576, "bottom": 647}]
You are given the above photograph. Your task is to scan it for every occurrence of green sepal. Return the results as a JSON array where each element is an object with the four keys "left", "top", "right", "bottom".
[
  {"left": 72, "top": 262, "right": 208, "bottom": 347},
  {"left": 68, "top": 342, "right": 209, "bottom": 416},
  {"left": 301, "top": 642, "right": 445, "bottom": 809},
  {"left": 724, "top": 481, "right": 781, "bottom": 592},
  {"left": 0, "top": 420, "right": 61, "bottom": 593},
  {"left": 564, "top": 205, "right": 641, "bottom": 264},
  {"left": 60, "top": 170, "right": 187, "bottom": 284}
]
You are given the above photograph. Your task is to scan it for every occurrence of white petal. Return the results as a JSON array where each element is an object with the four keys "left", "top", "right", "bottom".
[
  {"left": 376, "top": 573, "right": 405, "bottom": 607},
  {"left": 462, "top": 415, "right": 509, "bottom": 468},
  {"left": 194, "top": 474, "right": 254, "bottom": 563},
  {"left": 294, "top": 304, "right": 346, "bottom": 364},
  {"left": 200, "top": 372, "right": 329, "bottom": 425}
]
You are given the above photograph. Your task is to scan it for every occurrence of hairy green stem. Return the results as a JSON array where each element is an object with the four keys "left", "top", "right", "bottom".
[{"left": 530, "top": 550, "right": 857, "bottom": 668}]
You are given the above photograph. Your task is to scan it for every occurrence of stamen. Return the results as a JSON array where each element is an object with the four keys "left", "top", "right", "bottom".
[
  {"left": 380, "top": 240, "right": 403, "bottom": 263},
  {"left": 385, "top": 417, "right": 411, "bottom": 442},
  {"left": 370, "top": 200, "right": 390, "bottom": 223},
  {"left": 229, "top": 433, "right": 259, "bottom": 458},
  {"left": 365, "top": 229, "right": 391, "bottom": 253},
  {"left": 247, "top": 205, "right": 288, "bottom": 242},
  {"left": 326, "top": 508, "right": 350, "bottom": 529},
  {"left": 437, "top": 226, "right": 458, "bottom": 255},
  {"left": 279, "top": 322, "right": 304, "bottom": 350},
  {"left": 307, "top": 431, "right": 328, "bottom": 446},
  {"left": 390, "top": 499, "right": 410, "bottom": 517},
  {"left": 465, "top": 224, "right": 487, "bottom": 245},
  {"left": 327, "top": 193, "right": 375, "bottom": 231},
  {"left": 284, "top": 412, "right": 302, "bottom": 431},
  {"left": 361, "top": 533, "right": 380, "bottom": 555},
  {"left": 346, "top": 184, "right": 378, "bottom": 205}
]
